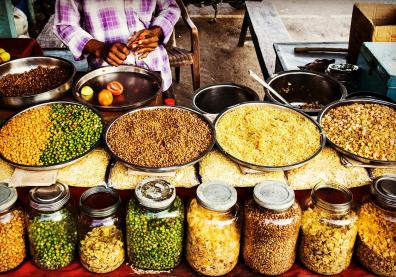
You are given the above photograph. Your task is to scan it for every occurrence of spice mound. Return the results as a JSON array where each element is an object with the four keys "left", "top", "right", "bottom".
[
  {"left": 27, "top": 208, "right": 78, "bottom": 270},
  {"left": 80, "top": 225, "right": 125, "bottom": 273},
  {"left": 243, "top": 199, "right": 301, "bottom": 275},
  {"left": 186, "top": 199, "right": 241, "bottom": 276},
  {"left": 216, "top": 105, "right": 321, "bottom": 166},
  {"left": 322, "top": 103, "right": 396, "bottom": 161},
  {"left": 0, "top": 66, "right": 70, "bottom": 97},
  {"left": 357, "top": 202, "right": 396, "bottom": 276},
  {"left": 107, "top": 108, "right": 213, "bottom": 168},
  {"left": 0, "top": 103, "right": 103, "bottom": 166},
  {"left": 0, "top": 209, "right": 26, "bottom": 273},
  {"left": 299, "top": 207, "right": 358, "bottom": 275}
]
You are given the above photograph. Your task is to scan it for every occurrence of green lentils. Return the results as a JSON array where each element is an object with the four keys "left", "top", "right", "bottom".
[
  {"left": 126, "top": 197, "right": 184, "bottom": 270},
  {"left": 27, "top": 208, "right": 78, "bottom": 270},
  {"left": 40, "top": 104, "right": 102, "bottom": 165}
]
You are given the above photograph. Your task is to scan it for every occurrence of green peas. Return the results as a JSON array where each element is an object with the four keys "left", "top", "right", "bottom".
[
  {"left": 39, "top": 104, "right": 103, "bottom": 165},
  {"left": 27, "top": 208, "right": 78, "bottom": 270},
  {"left": 126, "top": 197, "right": 184, "bottom": 270}
]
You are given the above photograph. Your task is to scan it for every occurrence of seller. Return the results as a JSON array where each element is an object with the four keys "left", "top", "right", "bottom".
[{"left": 54, "top": 0, "right": 180, "bottom": 91}]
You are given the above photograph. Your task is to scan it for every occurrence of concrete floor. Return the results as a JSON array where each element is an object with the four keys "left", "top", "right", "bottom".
[{"left": 174, "top": 0, "right": 391, "bottom": 107}]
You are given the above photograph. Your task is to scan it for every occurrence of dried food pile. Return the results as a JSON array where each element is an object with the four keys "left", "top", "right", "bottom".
[
  {"left": 216, "top": 105, "right": 321, "bottom": 167},
  {"left": 0, "top": 66, "right": 70, "bottom": 97},
  {"left": 322, "top": 103, "right": 396, "bottom": 161},
  {"left": 107, "top": 108, "right": 213, "bottom": 168},
  {"left": 0, "top": 103, "right": 103, "bottom": 166}
]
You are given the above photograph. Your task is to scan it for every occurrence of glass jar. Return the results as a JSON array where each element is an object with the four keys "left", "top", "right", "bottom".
[
  {"left": 243, "top": 181, "right": 301, "bottom": 275},
  {"left": 357, "top": 176, "right": 396, "bottom": 277},
  {"left": 0, "top": 183, "right": 26, "bottom": 273},
  {"left": 27, "top": 183, "right": 78, "bottom": 270},
  {"left": 126, "top": 178, "right": 184, "bottom": 270},
  {"left": 78, "top": 186, "right": 124, "bottom": 273},
  {"left": 186, "top": 181, "right": 241, "bottom": 276},
  {"left": 299, "top": 182, "right": 358, "bottom": 275}
]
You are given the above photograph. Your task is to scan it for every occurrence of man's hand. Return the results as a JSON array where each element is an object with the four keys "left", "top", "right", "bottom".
[
  {"left": 127, "top": 27, "right": 163, "bottom": 60},
  {"left": 84, "top": 40, "right": 130, "bottom": 66}
]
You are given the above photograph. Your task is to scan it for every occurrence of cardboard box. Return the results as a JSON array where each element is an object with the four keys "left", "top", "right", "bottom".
[{"left": 347, "top": 3, "right": 396, "bottom": 63}]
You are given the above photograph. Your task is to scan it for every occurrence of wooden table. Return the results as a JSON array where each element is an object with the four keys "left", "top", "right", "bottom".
[{"left": 238, "top": 0, "right": 290, "bottom": 79}]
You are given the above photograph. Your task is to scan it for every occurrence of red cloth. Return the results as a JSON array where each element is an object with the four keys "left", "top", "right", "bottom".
[
  {"left": 0, "top": 38, "right": 43, "bottom": 59},
  {"left": 6, "top": 186, "right": 375, "bottom": 277}
]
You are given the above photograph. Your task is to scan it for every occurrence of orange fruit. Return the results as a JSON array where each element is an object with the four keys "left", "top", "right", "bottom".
[{"left": 98, "top": 89, "right": 113, "bottom": 106}]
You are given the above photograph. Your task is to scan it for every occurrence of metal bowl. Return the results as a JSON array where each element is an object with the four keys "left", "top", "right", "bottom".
[
  {"left": 214, "top": 101, "right": 325, "bottom": 171},
  {"left": 73, "top": 65, "right": 163, "bottom": 111},
  {"left": 265, "top": 70, "right": 347, "bottom": 114},
  {"left": 0, "top": 57, "right": 76, "bottom": 109},
  {"left": 105, "top": 105, "right": 216, "bottom": 173},
  {"left": 318, "top": 98, "right": 396, "bottom": 165},
  {"left": 192, "top": 83, "right": 259, "bottom": 114},
  {"left": 0, "top": 101, "right": 104, "bottom": 171}
]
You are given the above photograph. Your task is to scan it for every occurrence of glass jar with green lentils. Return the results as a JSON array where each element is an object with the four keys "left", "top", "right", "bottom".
[
  {"left": 126, "top": 178, "right": 184, "bottom": 271},
  {"left": 27, "top": 183, "right": 78, "bottom": 270}
]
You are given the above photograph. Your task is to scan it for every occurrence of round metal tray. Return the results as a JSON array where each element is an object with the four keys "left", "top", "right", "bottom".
[
  {"left": 318, "top": 98, "right": 396, "bottom": 165},
  {"left": 73, "top": 65, "right": 163, "bottom": 111},
  {"left": 105, "top": 106, "right": 216, "bottom": 173},
  {"left": 0, "top": 57, "right": 76, "bottom": 109},
  {"left": 0, "top": 101, "right": 104, "bottom": 171},
  {"left": 214, "top": 101, "right": 325, "bottom": 171}
]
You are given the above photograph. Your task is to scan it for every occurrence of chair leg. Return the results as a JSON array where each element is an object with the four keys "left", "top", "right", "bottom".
[
  {"left": 175, "top": 67, "right": 180, "bottom": 83},
  {"left": 191, "top": 62, "right": 200, "bottom": 90}
]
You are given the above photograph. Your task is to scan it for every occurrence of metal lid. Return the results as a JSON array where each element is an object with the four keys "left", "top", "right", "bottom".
[
  {"left": 253, "top": 181, "right": 295, "bottom": 211},
  {"left": 196, "top": 181, "right": 237, "bottom": 211},
  {"left": 80, "top": 186, "right": 120, "bottom": 217},
  {"left": 135, "top": 178, "right": 176, "bottom": 210},
  {"left": 29, "top": 183, "right": 70, "bottom": 212},
  {"left": 311, "top": 182, "right": 353, "bottom": 214},
  {"left": 0, "top": 183, "right": 18, "bottom": 212},
  {"left": 371, "top": 176, "right": 396, "bottom": 209}
]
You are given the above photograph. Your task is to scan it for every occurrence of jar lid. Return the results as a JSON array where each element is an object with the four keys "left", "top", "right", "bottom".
[
  {"left": 196, "top": 181, "right": 237, "bottom": 211},
  {"left": 80, "top": 186, "right": 120, "bottom": 217},
  {"left": 0, "top": 183, "right": 18, "bottom": 212},
  {"left": 135, "top": 178, "right": 176, "bottom": 210},
  {"left": 372, "top": 176, "right": 396, "bottom": 209},
  {"left": 253, "top": 181, "right": 295, "bottom": 211},
  {"left": 29, "top": 183, "right": 70, "bottom": 212}
]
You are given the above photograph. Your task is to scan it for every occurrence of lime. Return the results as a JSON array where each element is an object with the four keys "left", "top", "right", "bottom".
[
  {"left": 81, "top": 86, "right": 94, "bottom": 97},
  {"left": 0, "top": 48, "right": 5, "bottom": 54}
]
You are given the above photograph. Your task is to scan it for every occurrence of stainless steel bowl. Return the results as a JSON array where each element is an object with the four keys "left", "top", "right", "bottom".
[
  {"left": 214, "top": 102, "right": 325, "bottom": 171},
  {"left": 73, "top": 65, "right": 163, "bottom": 111},
  {"left": 105, "top": 106, "right": 216, "bottom": 173},
  {"left": 0, "top": 57, "right": 76, "bottom": 109},
  {"left": 192, "top": 83, "right": 259, "bottom": 114},
  {"left": 318, "top": 98, "right": 396, "bottom": 165},
  {"left": 0, "top": 101, "right": 104, "bottom": 171},
  {"left": 266, "top": 70, "right": 347, "bottom": 114}
]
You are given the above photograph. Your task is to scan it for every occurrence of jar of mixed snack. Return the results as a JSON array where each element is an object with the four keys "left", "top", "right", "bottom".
[
  {"left": 299, "top": 182, "right": 358, "bottom": 275},
  {"left": 0, "top": 184, "right": 26, "bottom": 273},
  {"left": 242, "top": 181, "right": 301, "bottom": 275},
  {"left": 186, "top": 181, "right": 241, "bottom": 276},
  {"left": 357, "top": 176, "right": 396, "bottom": 277},
  {"left": 78, "top": 186, "right": 124, "bottom": 273},
  {"left": 126, "top": 178, "right": 184, "bottom": 270},
  {"left": 27, "top": 183, "right": 78, "bottom": 270}
]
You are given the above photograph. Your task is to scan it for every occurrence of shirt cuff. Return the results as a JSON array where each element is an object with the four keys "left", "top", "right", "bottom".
[
  {"left": 67, "top": 30, "right": 93, "bottom": 60},
  {"left": 151, "top": 17, "right": 174, "bottom": 45}
]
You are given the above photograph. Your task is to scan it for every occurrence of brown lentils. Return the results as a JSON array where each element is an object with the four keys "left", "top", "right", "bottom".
[
  {"left": 0, "top": 209, "right": 26, "bottom": 272},
  {"left": 242, "top": 199, "right": 301, "bottom": 275},
  {"left": 107, "top": 109, "right": 213, "bottom": 167}
]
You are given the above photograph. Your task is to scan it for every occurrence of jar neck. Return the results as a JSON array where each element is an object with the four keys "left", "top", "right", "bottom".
[
  {"left": 311, "top": 183, "right": 353, "bottom": 214},
  {"left": 139, "top": 198, "right": 175, "bottom": 212}
]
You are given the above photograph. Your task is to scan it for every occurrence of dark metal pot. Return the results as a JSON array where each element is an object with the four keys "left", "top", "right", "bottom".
[
  {"left": 192, "top": 83, "right": 259, "bottom": 114},
  {"left": 265, "top": 70, "right": 347, "bottom": 114}
]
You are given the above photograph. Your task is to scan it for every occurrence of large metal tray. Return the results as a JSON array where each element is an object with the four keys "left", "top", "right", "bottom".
[
  {"left": 105, "top": 106, "right": 216, "bottom": 173},
  {"left": 318, "top": 98, "right": 396, "bottom": 165},
  {"left": 73, "top": 65, "right": 163, "bottom": 111},
  {"left": 0, "top": 101, "right": 104, "bottom": 171},
  {"left": 0, "top": 57, "right": 76, "bottom": 109},
  {"left": 214, "top": 102, "right": 325, "bottom": 171}
]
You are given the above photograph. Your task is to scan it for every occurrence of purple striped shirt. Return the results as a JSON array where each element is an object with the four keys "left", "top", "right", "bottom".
[{"left": 54, "top": 0, "right": 180, "bottom": 90}]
